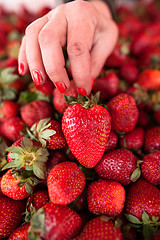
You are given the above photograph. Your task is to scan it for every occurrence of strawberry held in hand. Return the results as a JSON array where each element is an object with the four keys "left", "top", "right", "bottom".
[{"left": 62, "top": 93, "right": 111, "bottom": 168}]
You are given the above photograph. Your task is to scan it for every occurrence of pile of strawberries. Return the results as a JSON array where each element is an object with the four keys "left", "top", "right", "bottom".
[{"left": 0, "top": 1, "right": 160, "bottom": 240}]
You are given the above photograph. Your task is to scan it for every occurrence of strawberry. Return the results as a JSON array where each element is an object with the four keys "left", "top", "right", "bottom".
[
  {"left": 0, "top": 135, "right": 8, "bottom": 171},
  {"left": 144, "top": 127, "right": 160, "bottom": 153},
  {"left": 119, "top": 127, "right": 144, "bottom": 151},
  {"left": 125, "top": 178, "right": 160, "bottom": 220},
  {"left": 141, "top": 151, "right": 160, "bottom": 185},
  {"left": 87, "top": 179, "right": 125, "bottom": 217},
  {"left": 53, "top": 80, "right": 78, "bottom": 114},
  {"left": 0, "top": 116, "right": 26, "bottom": 142},
  {"left": 106, "top": 93, "right": 139, "bottom": 133},
  {"left": 29, "top": 118, "right": 66, "bottom": 150},
  {"left": 42, "top": 149, "right": 67, "bottom": 186},
  {"left": 92, "top": 71, "right": 119, "bottom": 100},
  {"left": 105, "top": 130, "right": 118, "bottom": 152},
  {"left": 77, "top": 215, "right": 122, "bottom": 240},
  {"left": 137, "top": 109, "right": 151, "bottom": 128},
  {"left": 95, "top": 148, "right": 137, "bottom": 185},
  {"left": 131, "top": 31, "right": 152, "bottom": 56},
  {"left": 0, "top": 100, "right": 19, "bottom": 122},
  {"left": 28, "top": 202, "right": 82, "bottom": 240},
  {"left": 47, "top": 161, "right": 86, "bottom": 205},
  {"left": 25, "top": 189, "right": 49, "bottom": 222},
  {"left": 8, "top": 222, "right": 30, "bottom": 240},
  {"left": 136, "top": 69, "right": 160, "bottom": 91},
  {"left": 4, "top": 137, "right": 49, "bottom": 179},
  {"left": 0, "top": 195, "right": 26, "bottom": 239},
  {"left": 62, "top": 94, "right": 111, "bottom": 168},
  {"left": 30, "top": 78, "right": 55, "bottom": 96},
  {"left": 0, "top": 177, "right": 4, "bottom": 197},
  {"left": 1, "top": 168, "right": 36, "bottom": 200},
  {"left": 138, "top": 46, "right": 160, "bottom": 69},
  {"left": 154, "top": 110, "right": 160, "bottom": 125},
  {"left": 20, "top": 99, "right": 54, "bottom": 127},
  {"left": 118, "top": 63, "right": 139, "bottom": 84}
]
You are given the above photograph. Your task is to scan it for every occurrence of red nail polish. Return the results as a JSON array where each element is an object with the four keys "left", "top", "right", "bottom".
[
  {"left": 92, "top": 77, "right": 95, "bottom": 89},
  {"left": 18, "top": 63, "right": 24, "bottom": 75},
  {"left": 78, "top": 88, "right": 87, "bottom": 96},
  {"left": 32, "top": 70, "right": 43, "bottom": 85},
  {"left": 55, "top": 82, "right": 67, "bottom": 93}
]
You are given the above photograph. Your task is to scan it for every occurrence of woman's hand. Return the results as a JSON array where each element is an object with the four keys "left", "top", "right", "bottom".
[{"left": 18, "top": 0, "right": 118, "bottom": 95}]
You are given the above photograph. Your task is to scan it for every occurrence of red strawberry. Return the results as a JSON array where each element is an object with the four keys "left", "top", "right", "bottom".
[
  {"left": 119, "top": 63, "right": 139, "bottom": 84},
  {"left": 0, "top": 116, "right": 26, "bottom": 142},
  {"left": 141, "top": 151, "right": 160, "bottom": 185},
  {"left": 0, "top": 100, "right": 19, "bottom": 122},
  {"left": 125, "top": 178, "right": 160, "bottom": 221},
  {"left": 28, "top": 202, "right": 82, "bottom": 240},
  {"left": 29, "top": 118, "right": 66, "bottom": 150},
  {"left": 105, "top": 131, "right": 118, "bottom": 152},
  {"left": 136, "top": 69, "right": 160, "bottom": 91},
  {"left": 105, "top": 41, "right": 130, "bottom": 67},
  {"left": 25, "top": 189, "right": 49, "bottom": 222},
  {"left": 131, "top": 31, "right": 152, "bottom": 56},
  {"left": 42, "top": 150, "right": 67, "bottom": 186},
  {"left": 0, "top": 135, "right": 9, "bottom": 171},
  {"left": 137, "top": 109, "right": 151, "bottom": 128},
  {"left": 87, "top": 179, "right": 125, "bottom": 217},
  {"left": 119, "top": 127, "right": 144, "bottom": 150},
  {"left": 1, "top": 169, "right": 34, "bottom": 200},
  {"left": 138, "top": 46, "right": 160, "bottom": 69},
  {"left": 62, "top": 94, "right": 111, "bottom": 168},
  {"left": 92, "top": 71, "right": 119, "bottom": 100},
  {"left": 30, "top": 78, "right": 55, "bottom": 96},
  {"left": 0, "top": 177, "right": 4, "bottom": 197},
  {"left": 8, "top": 222, "right": 30, "bottom": 240},
  {"left": 20, "top": 99, "right": 54, "bottom": 127},
  {"left": 144, "top": 127, "right": 160, "bottom": 153},
  {"left": 0, "top": 196, "right": 26, "bottom": 239},
  {"left": 95, "top": 148, "right": 137, "bottom": 185},
  {"left": 53, "top": 80, "right": 78, "bottom": 114},
  {"left": 154, "top": 110, "right": 160, "bottom": 125},
  {"left": 47, "top": 161, "right": 86, "bottom": 205},
  {"left": 77, "top": 215, "right": 122, "bottom": 240},
  {"left": 106, "top": 93, "right": 139, "bottom": 133}
]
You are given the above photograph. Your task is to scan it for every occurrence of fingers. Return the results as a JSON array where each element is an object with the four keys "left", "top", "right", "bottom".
[
  {"left": 18, "top": 36, "right": 29, "bottom": 75},
  {"left": 91, "top": 20, "right": 119, "bottom": 78}
]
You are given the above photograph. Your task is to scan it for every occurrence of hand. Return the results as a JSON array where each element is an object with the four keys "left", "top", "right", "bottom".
[{"left": 18, "top": 0, "right": 118, "bottom": 95}]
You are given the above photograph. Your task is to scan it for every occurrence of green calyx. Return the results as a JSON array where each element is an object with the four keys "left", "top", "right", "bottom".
[
  {"left": 3, "top": 137, "right": 49, "bottom": 179},
  {"left": 28, "top": 118, "right": 56, "bottom": 147},
  {"left": 125, "top": 211, "right": 160, "bottom": 240},
  {"left": 0, "top": 137, "right": 8, "bottom": 171},
  {"left": 28, "top": 208, "right": 46, "bottom": 240},
  {"left": 64, "top": 91, "right": 100, "bottom": 109}
]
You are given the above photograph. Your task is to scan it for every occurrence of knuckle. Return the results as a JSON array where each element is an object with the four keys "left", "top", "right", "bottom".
[
  {"left": 38, "top": 28, "right": 52, "bottom": 46},
  {"left": 67, "top": 42, "right": 87, "bottom": 58},
  {"left": 46, "top": 67, "right": 59, "bottom": 79},
  {"left": 25, "top": 23, "right": 35, "bottom": 36}
]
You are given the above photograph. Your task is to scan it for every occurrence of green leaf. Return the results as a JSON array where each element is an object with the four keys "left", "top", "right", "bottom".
[
  {"left": 29, "top": 208, "right": 45, "bottom": 239},
  {"left": 6, "top": 146, "right": 24, "bottom": 154},
  {"left": 63, "top": 94, "right": 78, "bottom": 105},
  {"left": 125, "top": 214, "right": 142, "bottom": 225},
  {"left": 142, "top": 211, "right": 151, "bottom": 224},
  {"left": 1, "top": 67, "right": 19, "bottom": 84},
  {"left": 24, "top": 182, "right": 33, "bottom": 194},
  {"left": 21, "top": 137, "right": 33, "bottom": 152},
  {"left": 40, "top": 129, "right": 56, "bottom": 139},
  {"left": 33, "top": 164, "right": 45, "bottom": 179},
  {"left": 25, "top": 165, "right": 33, "bottom": 171},
  {"left": 143, "top": 224, "right": 155, "bottom": 240},
  {"left": 2, "top": 159, "right": 23, "bottom": 171},
  {"left": 36, "top": 148, "right": 49, "bottom": 158},
  {"left": 152, "top": 216, "right": 159, "bottom": 223},
  {"left": 130, "top": 168, "right": 141, "bottom": 182},
  {"left": 37, "top": 118, "right": 50, "bottom": 132},
  {"left": 18, "top": 90, "right": 37, "bottom": 104}
]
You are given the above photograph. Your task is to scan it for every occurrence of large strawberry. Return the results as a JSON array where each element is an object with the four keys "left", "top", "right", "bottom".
[
  {"left": 106, "top": 93, "right": 139, "bottom": 133},
  {"left": 77, "top": 215, "right": 122, "bottom": 240},
  {"left": 141, "top": 151, "right": 160, "bottom": 185},
  {"left": 47, "top": 161, "right": 86, "bottom": 205},
  {"left": 8, "top": 222, "right": 30, "bottom": 240},
  {"left": 0, "top": 100, "right": 19, "bottom": 123},
  {"left": 20, "top": 99, "right": 54, "bottom": 127},
  {"left": 87, "top": 179, "right": 125, "bottom": 217},
  {"left": 62, "top": 94, "right": 111, "bottom": 168},
  {"left": 0, "top": 195, "right": 26, "bottom": 239},
  {"left": 28, "top": 202, "right": 82, "bottom": 240},
  {"left": 136, "top": 69, "right": 160, "bottom": 91},
  {"left": 95, "top": 148, "right": 138, "bottom": 185},
  {"left": 28, "top": 118, "right": 66, "bottom": 150}
]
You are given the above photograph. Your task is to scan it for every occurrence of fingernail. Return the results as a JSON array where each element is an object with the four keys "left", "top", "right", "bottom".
[
  {"left": 92, "top": 77, "right": 95, "bottom": 89},
  {"left": 18, "top": 63, "right": 25, "bottom": 75},
  {"left": 78, "top": 88, "right": 87, "bottom": 96},
  {"left": 55, "top": 82, "right": 67, "bottom": 93},
  {"left": 32, "top": 70, "right": 44, "bottom": 85}
]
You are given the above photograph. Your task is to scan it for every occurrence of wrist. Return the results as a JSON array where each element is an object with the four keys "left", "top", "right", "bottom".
[{"left": 89, "top": 0, "right": 113, "bottom": 20}]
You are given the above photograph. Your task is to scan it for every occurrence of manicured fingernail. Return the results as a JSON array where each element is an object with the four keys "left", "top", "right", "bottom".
[
  {"left": 55, "top": 82, "right": 67, "bottom": 93},
  {"left": 18, "top": 63, "right": 25, "bottom": 75},
  {"left": 92, "top": 77, "right": 95, "bottom": 89},
  {"left": 78, "top": 88, "right": 87, "bottom": 96},
  {"left": 32, "top": 70, "right": 44, "bottom": 85}
]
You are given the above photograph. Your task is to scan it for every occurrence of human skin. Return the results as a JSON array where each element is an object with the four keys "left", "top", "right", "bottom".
[{"left": 18, "top": 0, "right": 119, "bottom": 95}]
